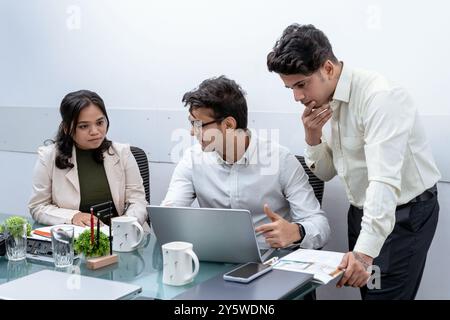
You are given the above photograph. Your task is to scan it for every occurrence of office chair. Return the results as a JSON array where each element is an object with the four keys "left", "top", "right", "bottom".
[
  {"left": 130, "top": 146, "right": 150, "bottom": 225},
  {"left": 295, "top": 155, "right": 324, "bottom": 206},
  {"left": 130, "top": 146, "right": 150, "bottom": 203}
]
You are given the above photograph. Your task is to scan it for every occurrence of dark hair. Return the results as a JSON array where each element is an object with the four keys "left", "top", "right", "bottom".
[
  {"left": 55, "top": 90, "right": 112, "bottom": 169},
  {"left": 267, "top": 23, "right": 338, "bottom": 75},
  {"left": 182, "top": 76, "right": 248, "bottom": 129}
]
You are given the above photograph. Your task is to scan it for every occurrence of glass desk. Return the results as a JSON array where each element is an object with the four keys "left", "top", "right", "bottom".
[{"left": 0, "top": 213, "right": 318, "bottom": 300}]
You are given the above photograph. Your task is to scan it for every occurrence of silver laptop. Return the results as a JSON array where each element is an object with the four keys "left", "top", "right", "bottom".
[
  {"left": 0, "top": 270, "right": 141, "bottom": 300},
  {"left": 147, "top": 206, "right": 274, "bottom": 264}
]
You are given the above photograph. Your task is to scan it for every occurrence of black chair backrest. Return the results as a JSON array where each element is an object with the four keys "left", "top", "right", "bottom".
[
  {"left": 295, "top": 155, "right": 324, "bottom": 205},
  {"left": 130, "top": 146, "right": 150, "bottom": 204}
]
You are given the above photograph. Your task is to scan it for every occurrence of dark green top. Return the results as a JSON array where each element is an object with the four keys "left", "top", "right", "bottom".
[{"left": 76, "top": 147, "right": 115, "bottom": 216}]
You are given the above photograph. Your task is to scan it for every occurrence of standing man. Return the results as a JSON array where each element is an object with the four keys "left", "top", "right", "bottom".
[{"left": 267, "top": 23, "right": 440, "bottom": 299}]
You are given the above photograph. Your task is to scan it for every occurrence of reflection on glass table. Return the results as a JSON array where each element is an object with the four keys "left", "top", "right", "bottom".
[{"left": 0, "top": 213, "right": 318, "bottom": 300}]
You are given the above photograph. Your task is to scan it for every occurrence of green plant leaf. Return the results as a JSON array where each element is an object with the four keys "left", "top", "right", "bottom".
[
  {"left": 0, "top": 216, "right": 32, "bottom": 238},
  {"left": 74, "top": 229, "right": 110, "bottom": 257}
]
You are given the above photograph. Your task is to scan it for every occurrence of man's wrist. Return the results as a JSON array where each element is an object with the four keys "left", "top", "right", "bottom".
[
  {"left": 352, "top": 251, "right": 373, "bottom": 270},
  {"left": 293, "top": 223, "right": 306, "bottom": 244},
  {"left": 305, "top": 137, "right": 322, "bottom": 146}
]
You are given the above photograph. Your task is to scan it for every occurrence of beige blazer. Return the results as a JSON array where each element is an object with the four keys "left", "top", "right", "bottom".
[{"left": 28, "top": 142, "right": 148, "bottom": 226}]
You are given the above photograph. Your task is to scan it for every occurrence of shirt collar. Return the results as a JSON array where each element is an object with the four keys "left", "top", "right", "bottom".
[
  {"left": 331, "top": 62, "right": 352, "bottom": 105},
  {"left": 212, "top": 129, "right": 256, "bottom": 166},
  {"left": 236, "top": 129, "right": 257, "bottom": 166}
]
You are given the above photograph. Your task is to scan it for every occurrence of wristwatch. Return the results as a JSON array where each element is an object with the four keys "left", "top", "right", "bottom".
[{"left": 293, "top": 223, "right": 306, "bottom": 244}]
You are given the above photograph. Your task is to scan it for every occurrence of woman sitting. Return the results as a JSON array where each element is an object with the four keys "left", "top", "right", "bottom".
[{"left": 29, "top": 90, "right": 148, "bottom": 227}]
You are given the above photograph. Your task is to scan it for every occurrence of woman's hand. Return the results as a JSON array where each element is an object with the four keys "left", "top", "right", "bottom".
[{"left": 71, "top": 212, "right": 100, "bottom": 227}]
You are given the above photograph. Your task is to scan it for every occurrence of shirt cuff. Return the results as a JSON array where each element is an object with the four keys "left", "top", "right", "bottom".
[
  {"left": 297, "top": 221, "right": 319, "bottom": 249},
  {"left": 305, "top": 141, "right": 327, "bottom": 163},
  {"left": 63, "top": 210, "right": 80, "bottom": 224},
  {"left": 353, "top": 231, "right": 386, "bottom": 258}
]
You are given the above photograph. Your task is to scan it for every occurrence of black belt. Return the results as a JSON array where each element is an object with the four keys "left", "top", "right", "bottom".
[{"left": 398, "top": 184, "right": 437, "bottom": 209}]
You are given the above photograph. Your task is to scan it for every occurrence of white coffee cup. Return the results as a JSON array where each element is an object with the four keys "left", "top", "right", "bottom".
[
  {"left": 162, "top": 241, "right": 200, "bottom": 286},
  {"left": 112, "top": 216, "right": 144, "bottom": 252}
]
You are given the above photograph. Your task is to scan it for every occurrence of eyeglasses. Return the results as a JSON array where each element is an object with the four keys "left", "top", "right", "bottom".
[{"left": 189, "top": 117, "right": 225, "bottom": 129}]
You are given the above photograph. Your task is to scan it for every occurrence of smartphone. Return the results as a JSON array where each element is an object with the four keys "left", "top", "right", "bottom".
[{"left": 223, "top": 262, "right": 273, "bottom": 283}]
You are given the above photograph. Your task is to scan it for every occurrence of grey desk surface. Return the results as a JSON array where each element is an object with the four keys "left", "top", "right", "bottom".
[
  {"left": 174, "top": 269, "right": 314, "bottom": 300},
  {"left": 0, "top": 213, "right": 318, "bottom": 300}
]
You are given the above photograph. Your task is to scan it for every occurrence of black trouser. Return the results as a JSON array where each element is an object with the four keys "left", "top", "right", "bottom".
[{"left": 348, "top": 185, "right": 439, "bottom": 300}]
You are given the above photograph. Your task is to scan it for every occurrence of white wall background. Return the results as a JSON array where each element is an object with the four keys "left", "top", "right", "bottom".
[{"left": 1, "top": 0, "right": 449, "bottom": 299}]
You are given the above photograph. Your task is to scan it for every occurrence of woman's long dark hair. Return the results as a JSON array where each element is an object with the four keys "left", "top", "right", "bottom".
[{"left": 55, "top": 90, "right": 112, "bottom": 169}]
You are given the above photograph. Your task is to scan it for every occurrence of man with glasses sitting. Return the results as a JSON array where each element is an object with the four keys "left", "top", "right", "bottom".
[{"left": 162, "top": 76, "right": 330, "bottom": 250}]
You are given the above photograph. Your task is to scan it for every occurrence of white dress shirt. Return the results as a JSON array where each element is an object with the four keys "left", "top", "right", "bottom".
[
  {"left": 162, "top": 132, "right": 330, "bottom": 249},
  {"left": 305, "top": 63, "right": 441, "bottom": 258}
]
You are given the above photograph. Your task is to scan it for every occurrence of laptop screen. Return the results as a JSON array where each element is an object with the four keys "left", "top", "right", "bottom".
[{"left": 148, "top": 206, "right": 271, "bottom": 264}]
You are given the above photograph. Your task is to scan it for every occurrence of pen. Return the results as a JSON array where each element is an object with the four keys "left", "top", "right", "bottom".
[
  {"left": 107, "top": 204, "right": 113, "bottom": 255},
  {"left": 90, "top": 207, "right": 94, "bottom": 245},
  {"left": 330, "top": 268, "right": 344, "bottom": 277},
  {"left": 96, "top": 212, "right": 100, "bottom": 249}
]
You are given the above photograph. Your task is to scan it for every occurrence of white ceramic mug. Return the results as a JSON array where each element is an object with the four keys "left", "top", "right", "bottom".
[
  {"left": 111, "top": 216, "right": 144, "bottom": 252},
  {"left": 162, "top": 241, "right": 200, "bottom": 286}
]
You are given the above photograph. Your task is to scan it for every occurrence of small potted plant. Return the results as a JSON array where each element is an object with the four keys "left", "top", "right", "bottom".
[
  {"left": 74, "top": 228, "right": 110, "bottom": 259},
  {"left": 74, "top": 228, "right": 118, "bottom": 269},
  {"left": 0, "top": 216, "right": 32, "bottom": 261},
  {"left": 0, "top": 216, "right": 32, "bottom": 238}
]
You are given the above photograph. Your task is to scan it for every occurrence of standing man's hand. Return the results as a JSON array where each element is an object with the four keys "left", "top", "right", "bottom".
[
  {"left": 302, "top": 101, "right": 332, "bottom": 146},
  {"left": 254, "top": 204, "right": 301, "bottom": 248},
  {"left": 336, "top": 251, "right": 373, "bottom": 288}
]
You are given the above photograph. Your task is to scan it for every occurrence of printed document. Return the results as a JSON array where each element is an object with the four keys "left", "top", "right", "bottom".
[{"left": 273, "top": 249, "right": 345, "bottom": 284}]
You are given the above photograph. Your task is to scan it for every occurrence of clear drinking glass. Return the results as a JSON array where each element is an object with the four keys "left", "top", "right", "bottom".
[
  {"left": 5, "top": 222, "right": 27, "bottom": 261},
  {"left": 51, "top": 226, "right": 74, "bottom": 268}
]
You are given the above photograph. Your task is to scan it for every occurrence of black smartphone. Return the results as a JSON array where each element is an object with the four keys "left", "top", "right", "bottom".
[{"left": 223, "top": 262, "right": 273, "bottom": 283}]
